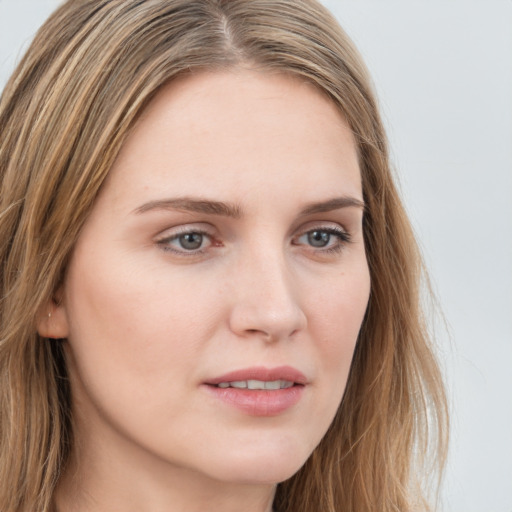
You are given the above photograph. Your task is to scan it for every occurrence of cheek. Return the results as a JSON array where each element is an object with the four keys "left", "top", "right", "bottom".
[
  {"left": 62, "top": 249, "right": 222, "bottom": 393},
  {"left": 61, "top": 259, "right": 210, "bottom": 448},
  {"left": 308, "top": 264, "right": 370, "bottom": 387},
  {"left": 313, "top": 263, "right": 370, "bottom": 338}
]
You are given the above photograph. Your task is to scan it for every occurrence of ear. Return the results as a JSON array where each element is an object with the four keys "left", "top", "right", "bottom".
[{"left": 36, "top": 290, "right": 70, "bottom": 339}]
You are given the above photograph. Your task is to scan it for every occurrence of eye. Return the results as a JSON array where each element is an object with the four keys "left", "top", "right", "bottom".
[
  {"left": 294, "top": 226, "right": 351, "bottom": 253},
  {"left": 177, "top": 232, "right": 205, "bottom": 250},
  {"left": 306, "top": 230, "right": 332, "bottom": 248},
  {"left": 156, "top": 228, "right": 214, "bottom": 255}
]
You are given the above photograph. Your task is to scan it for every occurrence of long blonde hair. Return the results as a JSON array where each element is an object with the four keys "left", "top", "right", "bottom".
[{"left": 0, "top": 1, "right": 448, "bottom": 510}]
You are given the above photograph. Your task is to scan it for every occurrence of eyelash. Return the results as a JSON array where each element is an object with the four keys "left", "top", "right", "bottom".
[
  {"left": 293, "top": 226, "right": 352, "bottom": 254},
  {"left": 156, "top": 227, "right": 215, "bottom": 256},
  {"left": 155, "top": 225, "right": 352, "bottom": 257}
]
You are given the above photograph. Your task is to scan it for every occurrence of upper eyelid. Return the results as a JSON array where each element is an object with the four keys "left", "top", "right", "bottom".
[
  {"left": 154, "top": 223, "right": 216, "bottom": 241},
  {"left": 294, "top": 220, "right": 350, "bottom": 236}
]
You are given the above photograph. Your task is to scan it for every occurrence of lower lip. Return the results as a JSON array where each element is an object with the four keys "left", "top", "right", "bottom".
[{"left": 203, "top": 385, "right": 305, "bottom": 416}]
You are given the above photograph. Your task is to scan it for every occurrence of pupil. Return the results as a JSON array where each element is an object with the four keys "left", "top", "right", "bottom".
[
  {"left": 179, "top": 233, "right": 203, "bottom": 250},
  {"left": 308, "top": 230, "right": 330, "bottom": 247}
]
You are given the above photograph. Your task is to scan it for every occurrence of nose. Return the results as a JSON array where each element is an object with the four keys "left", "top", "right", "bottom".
[{"left": 228, "top": 249, "right": 307, "bottom": 342}]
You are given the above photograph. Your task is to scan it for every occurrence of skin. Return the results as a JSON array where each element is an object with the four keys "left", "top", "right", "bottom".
[{"left": 39, "top": 70, "right": 370, "bottom": 512}]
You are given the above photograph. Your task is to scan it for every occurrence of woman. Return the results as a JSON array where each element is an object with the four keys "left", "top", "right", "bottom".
[{"left": 0, "top": 1, "right": 448, "bottom": 511}]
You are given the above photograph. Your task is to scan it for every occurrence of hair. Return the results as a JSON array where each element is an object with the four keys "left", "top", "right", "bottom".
[{"left": 0, "top": 0, "right": 448, "bottom": 510}]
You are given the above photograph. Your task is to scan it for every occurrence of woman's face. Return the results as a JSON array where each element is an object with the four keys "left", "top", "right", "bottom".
[{"left": 48, "top": 70, "right": 370, "bottom": 486}]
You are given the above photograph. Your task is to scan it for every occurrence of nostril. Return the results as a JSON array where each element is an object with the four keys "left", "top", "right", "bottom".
[{"left": 245, "top": 328, "right": 273, "bottom": 340}]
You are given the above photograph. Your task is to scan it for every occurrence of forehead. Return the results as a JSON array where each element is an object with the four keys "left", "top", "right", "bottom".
[{"left": 102, "top": 69, "right": 362, "bottom": 211}]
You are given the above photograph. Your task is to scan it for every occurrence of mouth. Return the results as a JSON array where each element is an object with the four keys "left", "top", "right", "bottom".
[
  {"left": 214, "top": 379, "right": 295, "bottom": 390},
  {"left": 205, "top": 365, "right": 307, "bottom": 388},
  {"left": 203, "top": 366, "right": 307, "bottom": 416}
]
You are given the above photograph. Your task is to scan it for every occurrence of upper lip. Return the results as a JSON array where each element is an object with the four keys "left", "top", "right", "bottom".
[{"left": 205, "top": 365, "right": 308, "bottom": 385}]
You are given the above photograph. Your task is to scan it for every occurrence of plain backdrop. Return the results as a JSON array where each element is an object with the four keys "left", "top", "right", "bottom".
[{"left": 1, "top": 1, "right": 511, "bottom": 511}]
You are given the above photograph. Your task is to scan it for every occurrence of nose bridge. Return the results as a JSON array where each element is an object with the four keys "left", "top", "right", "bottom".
[{"left": 228, "top": 240, "right": 306, "bottom": 341}]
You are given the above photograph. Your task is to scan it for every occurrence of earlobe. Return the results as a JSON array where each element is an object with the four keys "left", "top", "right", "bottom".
[{"left": 36, "top": 296, "right": 70, "bottom": 339}]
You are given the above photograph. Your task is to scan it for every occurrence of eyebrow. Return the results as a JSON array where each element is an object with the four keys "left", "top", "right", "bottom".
[
  {"left": 299, "top": 196, "right": 365, "bottom": 215},
  {"left": 133, "top": 195, "right": 365, "bottom": 217},
  {"left": 133, "top": 197, "right": 243, "bottom": 218}
]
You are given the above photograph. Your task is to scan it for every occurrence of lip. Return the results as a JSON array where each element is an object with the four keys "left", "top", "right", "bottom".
[
  {"left": 205, "top": 365, "right": 308, "bottom": 386},
  {"left": 203, "top": 365, "right": 307, "bottom": 416}
]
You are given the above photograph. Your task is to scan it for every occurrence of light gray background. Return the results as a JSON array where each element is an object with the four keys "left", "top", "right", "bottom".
[{"left": 1, "top": 1, "right": 511, "bottom": 511}]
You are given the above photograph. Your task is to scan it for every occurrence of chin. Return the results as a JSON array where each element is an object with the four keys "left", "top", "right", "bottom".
[
  {"left": 216, "top": 463, "right": 303, "bottom": 486},
  {"left": 208, "top": 442, "right": 313, "bottom": 485}
]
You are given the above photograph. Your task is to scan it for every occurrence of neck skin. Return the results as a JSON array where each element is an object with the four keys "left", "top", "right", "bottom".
[{"left": 54, "top": 404, "right": 276, "bottom": 512}]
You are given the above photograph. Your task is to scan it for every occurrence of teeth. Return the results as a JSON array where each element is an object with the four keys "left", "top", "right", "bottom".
[
  {"left": 247, "top": 379, "right": 265, "bottom": 390},
  {"left": 216, "top": 380, "right": 294, "bottom": 389}
]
